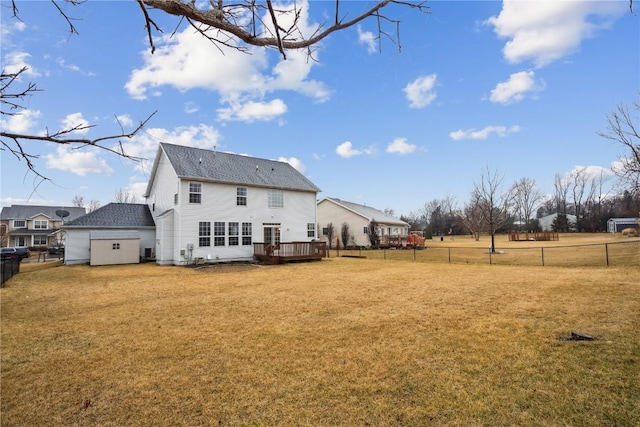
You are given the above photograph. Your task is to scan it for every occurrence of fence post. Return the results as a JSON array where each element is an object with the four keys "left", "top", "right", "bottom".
[
  {"left": 541, "top": 247, "right": 545, "bottom": 266},
  {"left": 413, "top": 246, "right": 416, "bottom": 261},
  {"left": 448, "top": 247, "right": 451, "bottom": 264},
  {"left": 605, "top": 243, "right": 609, "bottom": 267}
]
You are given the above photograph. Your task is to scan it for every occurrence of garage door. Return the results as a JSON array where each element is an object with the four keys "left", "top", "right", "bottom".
[{"left": 90, "top": 231, "right": 140, "bottom": 266}]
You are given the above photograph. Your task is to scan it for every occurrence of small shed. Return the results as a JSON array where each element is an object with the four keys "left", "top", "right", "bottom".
[
  {"left": 62, "top": 203, "right": 156, "bottom": 265},
  {"left": 607, "top": 217, "right": 640, "bottom": 233},
  {"left": 90, "top": 231, "right": 141, "bottom": 266}
]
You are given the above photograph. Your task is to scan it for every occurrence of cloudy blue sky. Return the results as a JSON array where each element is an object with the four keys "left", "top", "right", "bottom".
[{"left": 1, "top": 0, "right": 638, "bottom": 217}]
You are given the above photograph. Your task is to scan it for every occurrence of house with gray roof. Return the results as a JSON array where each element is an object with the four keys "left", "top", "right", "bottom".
[
  {"left": 144, "top": 142, "right": 321, "bottom": 265},
  {"left": 0, "top": 204, "right": 86, "bottom": 248},
  {"left": 63, "top": 203, "right": 155, "bottom": 265},
  {"left": 317, "top": 197, "right": 409, "bottom": 247}
]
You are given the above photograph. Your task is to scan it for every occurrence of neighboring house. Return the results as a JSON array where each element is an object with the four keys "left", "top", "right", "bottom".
[
  {"left": 607, "top": 217, "right": 640, "bottom": 233},
  {"left": 144, "top": 142, "right": 321, "bottom": 265},
  {"left": 538, "top": 213, "right": 577, "bottom": 231},
  {"left": 316, "top": 197, "right": 409, "bottom": 247},
  {"left": 0, "top": 205, "right": 86, "bottom": 248},
  {"left": 62, "top": 203, "right": 156, "bottom": 265}
]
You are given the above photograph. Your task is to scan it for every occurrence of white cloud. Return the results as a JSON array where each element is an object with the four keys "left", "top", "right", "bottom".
[
  {"left": 568, "top": 165, "right": 615, "bottom": 181},
  {"left": 184, "top": 102, "right": 199, "bottom": 114},
  {"left": 336, "top": 141, "right": 362, "bottom": 158},
  {"left": 490, "top": 71, "right": 543, "bottom": 104},
  {"left": 125, "top": 0, "right": 328, "bottom": 122},
  {"left": 335, "top": 141, "right": 377, "bottom": 158},
  {"left": 386, "top": 138, "right": 417, "bottom": 155},
  {"left": 485, "top": 0, "right": 625, "bottom": 67},
  {"left": 403, "top": 74, "right": 438, "bottom": 108},
  {"left": 357, "top": 25, "right": 377, "bottom": 54},
  {"left": 45, "top": 146, "right": 114, "bottom": 176},
  {"left": 115, "top": 114, "right": 134, "bottom": 127},
  {"left": 217, "top": 98, "right": 287, "bottom": 122},
  {"left": 278, "top": 156, "right": 305, "bottom": 174},
  {"left": 2, "top": 51, "right": 40, "bottom": 76},
  {"left": 449, "top": 125, "right": 521, "bottom": 141},
  {"left": 60, "top": 112, "right": 90, "bottom": 135},
  {"left": 118, "top": 124, "right": 222, "bottom": 173},
  {"left": 56, "top": 58, "right": 80, "bottom": 72},
  {"left": 0, "top": 109, "right": 41, "bottom": 133}
]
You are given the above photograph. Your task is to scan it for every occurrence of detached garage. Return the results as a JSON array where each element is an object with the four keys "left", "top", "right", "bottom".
[
  {"left": 63, "top": 203, "right": 156, "bottom": 266},
  {"left": 90, "top": 231, "right": 141, "bottom": 266}
]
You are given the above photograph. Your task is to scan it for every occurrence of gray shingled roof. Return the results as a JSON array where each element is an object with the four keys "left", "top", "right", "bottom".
[
  {"left": 64, "top": 203, "right": 155, "bottom": 228},
  {"left": 321, "top": 197, "right": 409, "bottom": 226},
  {"left": 0, "top": 205, "right": 87, "bottom": 221},
  {"left": 157, "top": 142, "right": 321, "bottom": 193}
]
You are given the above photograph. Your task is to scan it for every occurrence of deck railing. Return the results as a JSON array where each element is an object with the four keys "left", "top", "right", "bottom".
[{"left": 253, "top": 241, "right": 327, "bottom": 263}]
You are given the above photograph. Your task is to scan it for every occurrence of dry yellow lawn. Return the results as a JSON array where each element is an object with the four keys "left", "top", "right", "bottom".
[{"left": 1, "top": 252, "right": 639, "bottom": 426}]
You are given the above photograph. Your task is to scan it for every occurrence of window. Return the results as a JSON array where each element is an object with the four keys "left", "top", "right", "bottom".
[
  {"left": 307, "top": 223, "right": 315, "bottom": 238},
  {"left": 237, "top": 187, "right": 247, "bottom": 206},
  {"left": 33, "top": 236, "right": 47, "bottom": 245},
  {"left": 13, "top": 220, "right": 26, "bottom": 228},
  {"left": 174, "top": 193, "right": 178, "bottom": 205},
  {"left": 189, "top": 182, "right": 202, "bottom": 204},
  {"left": 363, "top": 226, "right": 369, "bottom": 234},
  {"left": 242, "top": 222, "right": 252, "bottom": 245},
  {"left": 34, "top": 220, "right": 49, "bottom": 229},
  {"left": 214, "top": 221, "right": 225, "bottom": 246},
  {"left": 199, "top": 221, "right": 211, "bottom": 247},
  {"left": 112, "top": 243, "right": 120, "bottom": 250},
  {"left": 228, "top": 222, "right": 239, "bottom": 246},
  {"left": 268, "top": 189, "right": 284, "bottom": 208},
  {"left": 322, "top": 228, "right": 329, "bottom": 236}
]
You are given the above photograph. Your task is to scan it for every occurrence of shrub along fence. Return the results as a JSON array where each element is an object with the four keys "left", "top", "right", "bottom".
[{"left": 332, "top": 240, "right": 639, "bottom": 268}]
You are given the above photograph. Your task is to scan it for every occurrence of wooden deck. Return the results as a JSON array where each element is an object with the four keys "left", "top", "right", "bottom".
[{"left": 253, "top": 241, "right": 327, "bottom": 264}]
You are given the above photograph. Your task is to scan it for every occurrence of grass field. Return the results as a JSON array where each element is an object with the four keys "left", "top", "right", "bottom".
[{"left": 1, "top": 236, "right": 639, "bottom": 426}]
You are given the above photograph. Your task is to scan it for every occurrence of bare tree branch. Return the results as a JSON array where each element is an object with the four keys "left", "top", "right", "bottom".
[{"left": 141, "top": 0, "right": 429, "bottom": 57}]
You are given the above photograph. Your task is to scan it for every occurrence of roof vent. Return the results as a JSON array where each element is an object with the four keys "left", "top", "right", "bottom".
[{"left": 198, "top": 157, "right": 202, "bottom": 163}]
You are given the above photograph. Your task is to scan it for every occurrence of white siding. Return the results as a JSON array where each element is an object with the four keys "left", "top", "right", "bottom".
[
  {"left": 317, "top": 200, "right": 370, "bottom": 247},
  {"left": 65, "top": 228, "right": 155, "bottom": 265},
  {"left": 64, "top": 229, "right": 91, "bottom": 265},
  {"left": 175, "top": 182, "right": 317, "bottom": 264},
  {"left": 147, "top": 151, "right": 180, "bottom": 221}
]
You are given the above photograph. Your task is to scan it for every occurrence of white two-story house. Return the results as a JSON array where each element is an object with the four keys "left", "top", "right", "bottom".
[{"left": 145, "top": 143, "right": 322, "bottom": 265}]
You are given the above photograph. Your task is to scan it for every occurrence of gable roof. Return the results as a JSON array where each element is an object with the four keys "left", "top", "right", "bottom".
[
  {"left": 145, "top": 143, "right": 321, "bottom": 196},
  {"left": 63, "top": 203, "right": 155, "bottom": 228},
  {"left": 318, "top": 197, "right": 409, "bottom": 226},
  {"left": 0, "top": 205, "right": 87, "bottom": 221}
]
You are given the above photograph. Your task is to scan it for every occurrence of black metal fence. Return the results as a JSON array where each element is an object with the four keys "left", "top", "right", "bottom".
[
  {"left": 332, "top": 240, "right": 640, "bottom": 268},
  {"left": 1, "top": 258, "right": 22, "bottom": 287}
]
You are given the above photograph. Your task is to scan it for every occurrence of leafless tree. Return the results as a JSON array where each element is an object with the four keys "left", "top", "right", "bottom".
[
  {"left": 367, "top": 219, "right": 380, "bottom": 247},
  {"left": 139, "top": 0, "right": 429, "bottom": 58},
  {"left": 568, "top": 167, "right": 590, "bottom": 231},
  {"left": 325, "top": 222, "right": 336, "bottom": 250},
  {"left": 340, "top": 222, "right": 351, "bottom": 249},
  {"left": 511, "top": 177, "right": 543, "bottom": 231},
  {"left": 598, "top": 99, "right": 640, "bottom": 198},
  {"left": 2, "top": 0, "right": 428, "bottom": 179},
  {"left": 71, "top": 195, "right": 85, "bottom": 208},
  {"left": 554, "top": 173, "right": 570, "bottom": 216},
  {"left": 114, "top": 188, "right": 138, "bottom": 203},
  {"left": 460, "top": 193, "right": 484, "bottom": 241},
  {"left": 87, "top": 199, "right": 101, "bottom": 212},
  {"left": 472, "top": 167, "right": 514, "bottom": 252}
]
